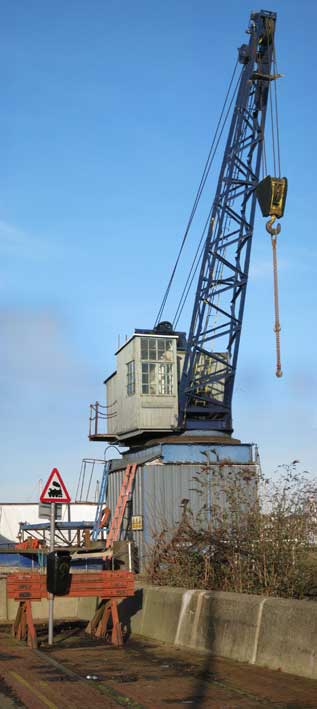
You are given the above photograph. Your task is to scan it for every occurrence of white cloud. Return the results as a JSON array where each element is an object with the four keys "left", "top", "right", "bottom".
[
  {"left": 0, "top": 219, "right": 37, "bottom": 247},
  {"left": 0, "top": 219, "right": 55, "bottom": 260},
  {"left": 0, "top": 307, "right": 87, "bottom": 389}
]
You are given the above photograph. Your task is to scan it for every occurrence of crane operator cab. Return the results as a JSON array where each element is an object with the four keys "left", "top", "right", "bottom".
[
  {"left": 99, "top": 322, "right": 226, "bottom": 447},
  {"left": 104, "top": 323, "right": 183, "bottom": 445}
]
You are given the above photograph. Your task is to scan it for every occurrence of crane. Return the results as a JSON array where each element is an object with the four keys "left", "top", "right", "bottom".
[
  {"left": 155, "top": 9, "right": 287, "bottom": 436},
  {"left": 91, "top": 8, "right": 287, "bottom": 452},
  {"left": 87, "top": 9, "right": 287, "bottom": 547}
]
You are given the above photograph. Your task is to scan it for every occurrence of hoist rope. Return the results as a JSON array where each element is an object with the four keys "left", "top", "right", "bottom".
[
  {"left": 272, "top": 47, "right": 281, "bottom": 177},
  {"left": 269, "top": 81, "right": 277, "bottom": 177},
  {"left": 199, "top": 100, "right": 250, "bottom": 343},
  {"left": 173, "top": 82, "right": 251, "bottom": 333},
  {"left": 263, "top": 22, "right": 284, "bottom": 379},
  {"left": 154, "top": 60, "right": 241, "bottom": 327},
  {"left": 270, "top": 31, "right": 283, "bottom": 377},
  {"left": 262, "top": 136, "right": 268, "bottom": 179},
  {"left": 172, "top": 210, "right": 212, "bottom": 329},
  {"left": 271, "top": 235, "right": 282, "bottom": 377}
]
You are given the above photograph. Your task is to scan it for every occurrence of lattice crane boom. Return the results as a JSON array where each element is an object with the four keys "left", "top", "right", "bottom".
[{"left": 178, "top": 10, "right": 279, "bottom": 434}]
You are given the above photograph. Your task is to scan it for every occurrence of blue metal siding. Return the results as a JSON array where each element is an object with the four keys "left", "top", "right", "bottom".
[
  {"left": 143, "top": 464, "right": 210, "bottom": 536},
  {"left": 141, "top": 461, "right": 258, "bottom": 566},
  {"left": 107, "top": 456, "right": 258, "bottom": 568},
  {"left": 160, "top": 444, "right": 254, "bottom": 464}
]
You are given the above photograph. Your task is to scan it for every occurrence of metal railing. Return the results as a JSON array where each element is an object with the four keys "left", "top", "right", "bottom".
[
  {"left": 75, "top": 458, "right": 106, "bottom": 502},
  {"left": 89, "top": 401, "right": 117, "bottom": 437}
]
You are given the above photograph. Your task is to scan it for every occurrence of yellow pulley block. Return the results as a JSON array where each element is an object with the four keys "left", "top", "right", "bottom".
[
  {"left": 255, "top": 175, "right": 287, "bottom": 219},
  {"left": 256, "top": 175, "right": 288, "bottom": 379}
]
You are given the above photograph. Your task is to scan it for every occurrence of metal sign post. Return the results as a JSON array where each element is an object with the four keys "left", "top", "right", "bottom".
[
  {"left": 40, "top": 468, "right": 71, "bottom": 647},
  {"left": 48, "top": 501, "right": 55, "bottom": 646},
  {"left": 40, "top": 468, "right": 71, "bottom": 505},
  {"left": 38, "top": 502, "right": 62, "bottom": 520}
]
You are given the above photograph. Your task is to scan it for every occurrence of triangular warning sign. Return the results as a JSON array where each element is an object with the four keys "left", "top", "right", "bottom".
[{"left": 40, "top": 468, "right": 71, "bottom": 503}]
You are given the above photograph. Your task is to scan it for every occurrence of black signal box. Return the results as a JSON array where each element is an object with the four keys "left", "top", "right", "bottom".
[{"left": 47, "top": 551, "right": 71, "bottom": 595}]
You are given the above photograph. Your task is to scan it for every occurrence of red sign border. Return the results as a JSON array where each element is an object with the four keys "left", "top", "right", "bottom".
[{"left": 40, "top": 467, "right": 71, "bottom": 503}]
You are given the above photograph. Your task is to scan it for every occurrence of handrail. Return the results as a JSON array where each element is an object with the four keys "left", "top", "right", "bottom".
[
  {"left": 91, "top": 401, "right": 117, "bottom": 411},
  {"left": 89, "top": 401, "right": 117, "bottom": 437}
]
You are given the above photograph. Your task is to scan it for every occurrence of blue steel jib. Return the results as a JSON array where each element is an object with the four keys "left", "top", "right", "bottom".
[{"left": 179, "top": 10, "right": 277, "bottom": 433}]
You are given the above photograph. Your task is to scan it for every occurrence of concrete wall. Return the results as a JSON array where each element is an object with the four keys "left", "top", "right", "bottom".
[
  {"left": 2, "top": 573, "right": 317, "bottom": 682},
  {"left": 117, "top": 586, "right": 317, "bottom": 681}
]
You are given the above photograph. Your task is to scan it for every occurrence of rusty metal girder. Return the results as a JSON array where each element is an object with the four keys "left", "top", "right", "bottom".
[{"left": 7, "top": 570, "right": 135, "bottom": 601}]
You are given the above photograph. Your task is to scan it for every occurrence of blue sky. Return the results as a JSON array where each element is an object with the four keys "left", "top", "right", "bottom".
[{"left": 1, "top": 0, "right": 316, "bottom": 501}]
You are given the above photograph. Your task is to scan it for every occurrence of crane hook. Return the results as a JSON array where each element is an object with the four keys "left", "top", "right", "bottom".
[{"left": 266, "top": 215, "right": 281, "bottom": 236}]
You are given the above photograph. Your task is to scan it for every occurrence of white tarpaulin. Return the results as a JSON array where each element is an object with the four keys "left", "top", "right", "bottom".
[{"left": 0, "top": 503, "right": 97, "bottom": 542}]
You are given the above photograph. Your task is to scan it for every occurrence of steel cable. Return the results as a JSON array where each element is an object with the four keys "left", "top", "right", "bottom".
[
  {"left": 154, "top": 60, "right": 241, "bottom": 327},
  {"left": 273, "top": 47, "right": 281, "bottom": 177},
  {"left": 173, "top": 210, "right": 212, "bottom": 329},
  {"left": 271, "top": 235, "right": 282, "bottom": 377},
  {"left": 170, "top": 69, "right": 242, "bottom": 328}
]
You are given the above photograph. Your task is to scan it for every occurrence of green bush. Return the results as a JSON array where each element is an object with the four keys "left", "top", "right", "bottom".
[{"left": 146, "top": 462, "right": 317, "bottom": 599}]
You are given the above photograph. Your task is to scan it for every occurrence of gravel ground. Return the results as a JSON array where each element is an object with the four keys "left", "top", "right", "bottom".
[{"left": 1, "top": 624, "right": 317, "bottom": 708}]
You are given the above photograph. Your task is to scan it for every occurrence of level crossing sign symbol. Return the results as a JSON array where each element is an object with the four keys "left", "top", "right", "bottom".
[{"left": 40, "top": 468, "right": 71, "bottom": 503}]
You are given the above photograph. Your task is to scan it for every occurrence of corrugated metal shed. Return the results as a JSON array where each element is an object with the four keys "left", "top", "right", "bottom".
[{"left": 107, "top": 442, "right": 259, "bottom": 568}]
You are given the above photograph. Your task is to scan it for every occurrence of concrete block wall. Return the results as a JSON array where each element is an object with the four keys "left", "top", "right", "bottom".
[
  {"left": 118, "top": 586, "right": 317, "bottom": 681},
  {"left": 2, "top": 573, "right": 317, "bottom": 682},
  {"left": 256, "top": 596, "right": 317, "bottom": 678},
  {"left": 6, "top": 597, "right": 79, "bottom": 621}
]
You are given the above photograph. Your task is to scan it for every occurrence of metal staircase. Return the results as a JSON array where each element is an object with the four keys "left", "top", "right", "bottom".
[
  {"left": 106, "top": 464, "right": 138, "bottom": 549},
  {"left": 91, "top": 461, "right": 111, "bottom": 541}
]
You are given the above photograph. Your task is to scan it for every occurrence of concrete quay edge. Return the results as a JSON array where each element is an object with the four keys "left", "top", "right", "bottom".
[
  {"left": 2, "top": 575, "right": 317, "bottom": 681},
  {"left": 120, "top": 585, "right": 317, "bottom": 681}
]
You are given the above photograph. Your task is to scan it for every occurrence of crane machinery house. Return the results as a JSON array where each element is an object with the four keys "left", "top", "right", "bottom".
[{"left": 88, "top": 9, "right": 287, "bottom": 566}]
